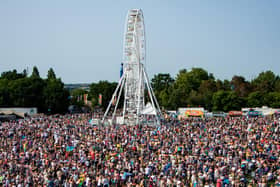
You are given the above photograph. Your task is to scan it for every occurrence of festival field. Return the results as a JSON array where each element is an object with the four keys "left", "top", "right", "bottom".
[{"left": 1, "top": 114, "right": 280, "bottom": 186}]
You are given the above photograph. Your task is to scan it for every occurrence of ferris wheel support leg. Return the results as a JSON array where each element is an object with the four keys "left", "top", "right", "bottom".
[
  {"left": 143, "top": 67, "right": 160, "bottom": 124},
  {"left": 122, "top": 72, "right": 128, "bottom": 123},
  {"left": 143, "top": 67, "right": 162, "bottom": 125},
  {"left": 112, "top": 75, "right": 126, "bottom": 122},
  {"left": 136, "top": 64, "right": 144, "bottom": 124},
  {"left": 102, "top": 75, "right": 125, "bottom": 123},
  {"left": 145, "top": 69, "right": 162, "bottom": 116}
]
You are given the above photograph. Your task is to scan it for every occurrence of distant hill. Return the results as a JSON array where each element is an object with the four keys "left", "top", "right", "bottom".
[{"left": 64, "top": 83, "right": 90, "bottom": 91}]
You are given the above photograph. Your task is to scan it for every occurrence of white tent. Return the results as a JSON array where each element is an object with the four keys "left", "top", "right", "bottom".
[{"left": 141, "top": 102, "right": 156, "bottom": 115}]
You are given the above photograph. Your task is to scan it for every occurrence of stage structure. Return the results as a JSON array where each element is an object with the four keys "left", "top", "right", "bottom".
[{"left": 102, "top": 9, "right": 162, "bottom": 125}]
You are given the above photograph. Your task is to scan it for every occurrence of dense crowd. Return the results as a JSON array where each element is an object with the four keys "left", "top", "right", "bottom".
[{"left": 0, "top": 113, "right": 280, "bottom": 186}]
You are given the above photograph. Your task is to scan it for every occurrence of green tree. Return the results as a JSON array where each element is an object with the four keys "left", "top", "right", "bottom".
[
  {"left": 198, "top": 79, "right": 217, "bottom": 110},
  {"left": 151, "top": 73, "right": 174, "bottom": 92},
  {"left": 167, "top": 87, "right": 185, "bottom": 109},
  {"left": 31, "top": 66, "right": 40, "bottom": 78},
  {"left": 187, "top": 90, "right": 204, "bottom": 107},
  {"left": 7, "top": 76, "right": 45, "bottom": 110},
  {"left": 264, "top": 92, "right": 280, "bottom": 108},
  {"left": 0, "top": 79, "right": 11, "bottom": 106},
  {"left": 43, "top": 78, "right": 69, "bottom": 113},
  {"left": 170, "top": 68, "right": 211, "bottom": 109},
  {"left": 251, "top": 71, "right": 276, "bottom": 92},
  {"left": 274, "top": 77, "right": 280, "bottom": 92},
  {"left": 247, "top": 91, "right": 264, "bottom": 107},
  {"left": 47, "top": 68, "right": 56, "bottom": 80},
  {"left": 174, "top": 68, "right": 209, "bottom": 92},
  {"left": 151, "top": 73, "right": 174, "bottom": 108},
  {"left": 1, "top": 69, "right": 26, "bottom": 80},
  {"left": 158, "top": 88, "right": 170, "bottom": 109},
  {"left": 212, "top": 91, "right": 243, "bottom": 111}
]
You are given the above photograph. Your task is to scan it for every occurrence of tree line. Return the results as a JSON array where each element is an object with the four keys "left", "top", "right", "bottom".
[
  {"left": 89, "top": 68, "right": 280, "bottom": 112},
  {"left": 0, "top": 67, "right": 69, "bottom": 113},
  {"left": 1, "top": 67, "right": 280, "bottom": 113},
  {"left": 151, "top": 68, "right": 280, "bottom": 111}
]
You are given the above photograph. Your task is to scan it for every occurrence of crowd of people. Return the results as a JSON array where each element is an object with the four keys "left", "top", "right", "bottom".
[{"left": 0, "top": 113, "right": 280, "bottom": 186}]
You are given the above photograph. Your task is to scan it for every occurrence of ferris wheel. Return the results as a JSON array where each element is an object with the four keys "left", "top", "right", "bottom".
[
  {"left": 123, "top": 9, "right": 146, "bottom": 66},
  {"left": 103, "top": 9, "right": 161, "bottom": 125}
]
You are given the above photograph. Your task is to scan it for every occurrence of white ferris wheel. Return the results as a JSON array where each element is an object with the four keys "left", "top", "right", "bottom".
[{"left": 103, "top": 9, "right": 162, "bottom": 125}]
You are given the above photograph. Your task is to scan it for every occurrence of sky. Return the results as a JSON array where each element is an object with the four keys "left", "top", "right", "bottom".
[{"left": 0, "top": 0, "right": 279, "bottom": 83}]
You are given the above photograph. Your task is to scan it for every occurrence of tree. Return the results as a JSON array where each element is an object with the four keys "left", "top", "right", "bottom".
[
  {"left": 151, "top": 73, "right": 174, "bottom": 91},
  {"left": 198, "top": 79, "right": 217, "bottom": 110},
  {"left": 173, "top": 68, "right": 209, "bottom": 100},
  {"left": 1, "top": 69, "right": 26, "bottom": 80},
  {"left": 47, "top": 68, "right": 56, "bottom": 80},
  {"left": 43, "top": 78, "right": 69, "bottom": 113},
  {"left": 175, "top": 68, "right": 209, "bottom": 92},
  {"left": 230, "top": 75, "right": 251, "bottom": 97},
  {"left": 0, "top": 79, "right": 10, "bottom": 106},
  {"left": 151, "top": 73, "right": 174, "bottom": 107},
  {"left": 187, "top": 90, "right": 204, "bottom": 107},
  {"left": 274, "top": 77, "right": 280, "bottom": 92},
  {"left": 251, "top": 71, "right": 276, "bottom": 92},
  {"left": 158, "top": 88, "right": 170, "bottom": 109},
  {"left": 212, "top": 91, "right": 228, "bottom": 111},
  {"left": 264, "top": 92, "right": 280, "bottom": 108},
  {"left": 247, "top": 91, "right": 264, "bottom": 107},
  {"left": 0, "top": 67, "right": 69, "bottom": 113},
  {"left": 31, "top": 66, "right": 40, "bottom": 78},
  {"left": 167, "top": 87, "right": 185, "bottom": 109},
  {"left": 173, "top": 69, "right": 191, "bottom": 100},
  {"left": 212, "top": 91, "right": 243, "bottom": 111}
]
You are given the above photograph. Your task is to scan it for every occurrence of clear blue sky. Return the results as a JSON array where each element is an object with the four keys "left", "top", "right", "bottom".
[{"left": 0, "top": 0, "right": 279, "bottom": 83}]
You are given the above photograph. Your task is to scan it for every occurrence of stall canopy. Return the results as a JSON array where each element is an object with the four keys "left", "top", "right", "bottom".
[
  {"left": 185, "top": 110, "right": 204, "bottom": 117},
  {"left": 228, "top": 111, "right": 243, "bottom": 116},
  {"left": 247, "top": 111, "right": 262, "bottom": 117},
  {"left": 274, "top": 110, "right": 280, "bottom": 117}
]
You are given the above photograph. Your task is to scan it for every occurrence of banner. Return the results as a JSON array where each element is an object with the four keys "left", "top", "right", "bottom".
[
  {"left": 228, "top": 111, "right": 242, "bottom": 116},
  {"left": 98, "top": 94, "right": 102, "bottom": 105},
  {"left": 112, "top": 95, "right": 116, "bottom": 106},
  {"left": 185, "top": 110, "right": 203, "bottom": 117}
]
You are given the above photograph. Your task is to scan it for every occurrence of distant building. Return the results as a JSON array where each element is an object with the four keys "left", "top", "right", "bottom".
[{"left": 64, "top": 83, "right": 90, "bottom": 91}]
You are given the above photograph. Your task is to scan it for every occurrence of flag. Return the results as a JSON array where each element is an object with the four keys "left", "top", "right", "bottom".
[
  {"left": 77, "top": 95, "right": 81, "bottom": 102},
  {"left": 98, "top": 94, "right": 102, "bottom": 105},
  {"left": 83, "top": 94, "right": 88, "bottom": 104}
]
